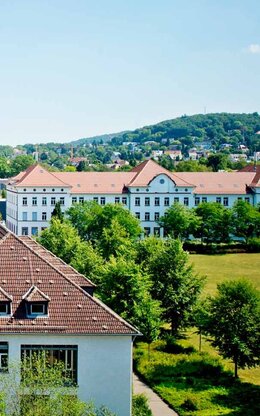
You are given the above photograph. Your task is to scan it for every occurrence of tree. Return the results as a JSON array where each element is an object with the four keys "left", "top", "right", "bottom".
[
  {"left": 139, "top": 238, "right": 205, "bottom": 334},
  {"left": 51, "top": 201, "right": 63, "bottom": 221},
  {"left": 206, "top": 153, "right": 228, "bottom": 172},
  {"left": 231, "top": 200, "right": 260, "bottom": 242},
  {"left": 98, "top": 255, "right": 152, "bottom": 323},
  {"left": 38, "top": 218, "right": 82, "bottom": 264},
  {"left": 67, "top": 202, "right": 142, "bottom": 244},
  {"left": 195, "top": 202, "right": 232, "bottom": 243},
  {"left": 159, "top": 202, "right": 199, "bottom": 239},
  {"left": 205, "top": 279, "right": 260, "bottom": 378},
  {"left": 10, "top": 154, "right": 35, "bottom": 176},
  {"left": 0, "top": 353, "right": 115, "bottom": 416}
]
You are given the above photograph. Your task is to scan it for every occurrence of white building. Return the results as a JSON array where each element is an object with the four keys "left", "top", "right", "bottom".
[
  {"left": 6, "top": 160, "right": 260, "bottom": 237},
  {"left": 0, "top": 224, "right": 139, "bottom": 415}
]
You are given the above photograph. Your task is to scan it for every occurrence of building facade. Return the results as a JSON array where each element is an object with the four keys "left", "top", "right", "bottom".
[
  {"left": 6, "top": 160, "right": 260, "bottom": 236},
  {"left": 0, "top": 225, "right": 139, "bottom": 415}
]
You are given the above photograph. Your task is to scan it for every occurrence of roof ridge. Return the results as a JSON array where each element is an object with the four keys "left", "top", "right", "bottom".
[
  {"left": 14, "top": 164, "right": 71, "bottom": 188},
  {"left": 0, "top": 230, "right": 11, "bottom": 245}
]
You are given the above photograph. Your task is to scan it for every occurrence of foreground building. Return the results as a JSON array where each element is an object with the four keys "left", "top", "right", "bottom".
[
  {"left": 6, "top": 159, "right": 260, "bottom": 236},
  {"left": 0, "top": 224, "right": 139, "bottom": 415}
]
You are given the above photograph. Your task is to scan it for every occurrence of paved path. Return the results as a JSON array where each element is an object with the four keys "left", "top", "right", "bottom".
[{"left": 133, "top": 373, "right": 178, "bottom": 416}]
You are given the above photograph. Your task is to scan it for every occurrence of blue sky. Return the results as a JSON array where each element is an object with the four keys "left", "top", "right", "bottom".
[{"left": 0, "top": 0, "right": 259, "bottom": 145}]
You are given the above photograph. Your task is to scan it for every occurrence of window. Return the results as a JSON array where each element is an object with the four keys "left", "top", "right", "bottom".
[
  {"left": 51, "top": 197, "right": 56, "bottom": 206},
  {"left": 100, "top": 197, "right": 106, "bottom": 205},
  {"left": 21, "top": 345, "right": 78, "bottom": 384},
  {"left": 22, "top": 197, "right": 27, "bottom": 206},
  {"left": 159, "top": 179, "right": 165, "bottom": 184},
  {"left": 144, "top": 227, "right": 151, "bottom": 236},
  {"left": 32, "top": 212, "right": 37, "bottom": 221},
  {"left": 237, "top": 197, "right": 242, "bottom": 201},
  {"left": 42, "top": 197, "right": 47, "bottom": 206},
  {"left": 60, "top": 197, "right": 65, "bottom": 206},
  {"left": 245, "top": 197, "right": 250, "bottom": 203},
  {"left": 122, "top": 197, "right": 127, "bottom": 205},
  {"left": 184, "top": 197, "right": 189, "bottom": 206},
  {"left": 31, "top": 227, "right": 38, "bottom": 236},
  {"left": 202, "top": 197, "right": 207, "bottom": 203},
  {"left": 223, "top": 197, "right": 229, "bottom": 206},
  {"left": 22, "top": 212, "right": 28, "bottom": 221},
  {"left": 22, "top": 227, "right": 28, "bottom": 236},
  {"left": 145, "top": 197, "right": 150, "bottom": 206},
  {"left": 79, "top": 197, "right": 84, "bottom": 204},
  {"left": 42, "top": 212, "right": 47, "bottom": 221},
  {"left": 0, "top": 342, "right": 8, "bottom": 372},
  {"left": 72, "top": 197, "right": 77, "bottom": 204},
  {"left": 115, "top": 197, "right": 120, "bottom": 204},
  {"left": 32, "top": 197, "right": 37, "bottom": 206},
  {"left": 154, "top": 197, "right": 160, "bottom": 206},
  {"left": 145, "top": 212, "right": 150, "bottom": 221},
  {"left": 0, "top": 302, "right": 10, "bottom": 315},
  {"left": 135, "top": 197, "right": 140, "bottom": 206},
  {"left": 93, "top": 197, "right": 98, "bottom": 203},
  {"left": 154, "top": 227, "right": 160, "bottom": 236},
  {"left": 154, "top": 212, "right": 160, "bottom": 221},
  {"left": 195, "top": 197, "right": 200, "bottom": 206},
  {"left": 135, "top": 212, "right": 140, "bottom": 219},
  {"left": 30, "top": 303, "right": 46, "bottom": 315},
  {"left": 216, "top": 197, "right": 221, "bottom": 204},
  {"left": 174, "top": 197, "right": 179, "bottom": 204},
  {"left": 164, "top": 197, "right": 169, "bottom": 206}
]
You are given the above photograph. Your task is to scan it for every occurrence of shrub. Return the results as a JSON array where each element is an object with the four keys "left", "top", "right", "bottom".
[
  {"left": 247, "top": 237, "right": 260, "bottom": 252},
  {"left": 132, "top": 394, "right": 152, "bottom": 416},
  {"left": 181, "top": 395, "right": 199, "bottom": 411}
]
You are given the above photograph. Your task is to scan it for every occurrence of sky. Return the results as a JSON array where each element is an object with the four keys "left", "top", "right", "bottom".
[{"left": 0, "top": 0, "right": 259, "bottom": 146}]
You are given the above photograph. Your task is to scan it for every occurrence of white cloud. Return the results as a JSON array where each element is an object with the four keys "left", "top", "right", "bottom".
[{"left": 247, "top": 44, "right": 260, "bottom": 54}]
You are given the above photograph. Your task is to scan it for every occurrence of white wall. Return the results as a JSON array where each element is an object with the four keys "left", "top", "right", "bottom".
[{"left": 1, "top": 334, "right": 133, "bottom": 416}]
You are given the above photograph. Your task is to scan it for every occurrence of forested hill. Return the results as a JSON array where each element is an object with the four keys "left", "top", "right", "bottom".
[{"left": 106, "top": 113, "right": 260, "bottom": 152}]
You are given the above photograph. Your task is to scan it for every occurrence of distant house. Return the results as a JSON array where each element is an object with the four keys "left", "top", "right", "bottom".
[
  {"left": 0, "top": 224, "right": 139, "bottom": 415},
  {"left": 238, "top": 144, "right": 249, "bottom": 153},
  {"left": 69, "top": 157, "right": 88, "bottom": 167},
  {"left": 151, "top": 150, "right": 163, "bottom": 160},
  {"left": 188, "top": 150, "right": 198, "bottom": 160},
  {"left": 229, "top": 154, "right": 247, "bottom": 163},
  {"left": 164, "top": 150, "right": 183, "bottom": 161}
]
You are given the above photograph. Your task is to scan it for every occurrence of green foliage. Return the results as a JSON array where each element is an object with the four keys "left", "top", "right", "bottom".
[
  {"left": 67, "top": 201, "right": 141, "bottom": 243},
  {"left": 10, "top": 154, "right": 35, "bottom": 176},
  {"left": 134, "top": 341, "right": 260, "bottom": 416},
  {"left": 175, "top": 160, "right": 211, "bottom": 172},
  {"left": 231, "top": 200, "right": 260, "bottom": 242},
  {"left": 138, "top": 238, "right": 205, "bottom": 334},
  {"left": 205, "top": 279, "right": 260, "bottom": 377},
  {"left": 206, "top": 153, "right": 228, "bottom": 171},
  {"left": 195, "top": 202, "right": 232, "bottom": 243},
  {"left": 159, "top": 202, "right": 199, "bottom": 239},
  {"left": 51, "top": 201, "right": 63, "bottom": 221},
  {"left": 132, "top": 394, "right": 152, "bottom": 416},
  {"left": 0, "top": 354, "right": 116, "bottom": 416}
]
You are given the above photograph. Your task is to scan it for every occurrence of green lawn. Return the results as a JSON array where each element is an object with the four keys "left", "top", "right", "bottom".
[{"left": 190, "top": 253, "right": 260, "bottom": 296}]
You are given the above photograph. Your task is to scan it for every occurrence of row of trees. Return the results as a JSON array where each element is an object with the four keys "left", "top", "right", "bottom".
[
  {"left": 39, "top": 201, "right": 260, "bottom": 378},
  {"left": 160, "top": 200, "right": 260, "bottom": 243},
  {"left": 39, "top": 202, "right": 204, "bottom": 337}
]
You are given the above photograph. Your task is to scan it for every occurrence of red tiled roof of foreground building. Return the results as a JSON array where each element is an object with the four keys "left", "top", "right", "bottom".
[
  {"left": 0, "top": 225, "right": 139, "bottom": 335},
  {"left": 9, "top": 164, "right": 71, "bottom": 188}
]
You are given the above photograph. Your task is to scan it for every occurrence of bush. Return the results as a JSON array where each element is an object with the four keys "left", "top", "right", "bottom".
[
  {"left": 132, "top": 394, "right": 152, "bottom": 416},
  {"left": 181, "top": 395, "right": 199, "bottom": 411},
  {"left": 247, "top": 237, "right": 260, "bottom": 252}
]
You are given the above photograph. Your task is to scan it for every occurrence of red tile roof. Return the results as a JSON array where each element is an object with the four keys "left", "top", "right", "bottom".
[
  {"left": 129, "top": 159, "right": 194, "bottom": 187},
  {"left": 0, "top": 226, "right": 139, "bottom": 335},
  {"left": 10, "top": 164, "right": 71, "bottom": 188},
  {"left": 22, "top": 285, "right": 50, "bottom": 302},
  {"left": 176, "top": 172, "right": 255, "bottom": 194}
]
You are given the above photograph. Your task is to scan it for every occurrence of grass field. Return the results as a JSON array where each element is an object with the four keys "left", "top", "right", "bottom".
[{"left": 190, "top": 253, "right": 260, "bottom": 296}]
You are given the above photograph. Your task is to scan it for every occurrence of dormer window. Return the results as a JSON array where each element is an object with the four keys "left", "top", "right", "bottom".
[
  {"left": 0, "top": 302, "right": 11, "bottom": 315},
  {"left": 0, "top": 287, "right": 12, "bottom": 316},
  {"left": 30, "top": 303, "right": 47, "bottom": 315},
  {"left": 22, "top": 286, "right": 50, "bottom": 317}
]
